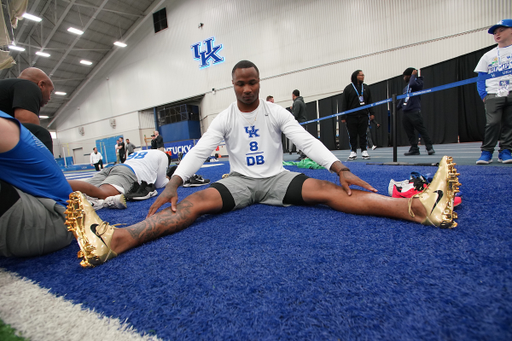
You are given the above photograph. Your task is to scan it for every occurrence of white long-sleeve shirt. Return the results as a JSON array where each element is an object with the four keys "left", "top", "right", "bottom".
[
  {"left": 90, "top": 151, "right": 102, "bottom": 164},
  {"left": 174, "top": 99, "right": 339, "bottom": 182}
]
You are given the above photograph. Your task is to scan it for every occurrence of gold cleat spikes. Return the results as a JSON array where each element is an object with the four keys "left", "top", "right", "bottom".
[
  {"left": 409, "top": 156, "right": 461, "bottom": 229},
  {"left": 64, "top": 191, "right": 118, "bottom": 268}
]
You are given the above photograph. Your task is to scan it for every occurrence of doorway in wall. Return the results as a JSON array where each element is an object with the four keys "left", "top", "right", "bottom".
[{"left": 72, "top": 147, "right": 83, "bottom": 165}]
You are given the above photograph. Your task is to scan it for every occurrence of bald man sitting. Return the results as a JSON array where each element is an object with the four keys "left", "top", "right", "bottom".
[{"left": 0, "top": 67, "right": 55, "bottom": 152}]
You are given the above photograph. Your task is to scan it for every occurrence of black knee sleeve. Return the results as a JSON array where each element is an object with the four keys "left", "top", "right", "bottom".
[
  {"left": 283, "top": 173, "right": 309, "bottom": 206},
  {"left": 210, "top": 182, "right": 236, "bottom": 213}
]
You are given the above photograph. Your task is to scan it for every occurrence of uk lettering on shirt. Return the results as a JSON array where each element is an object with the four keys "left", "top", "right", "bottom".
[
  {"left": 488, "top": 53, "right": 512, "bottom": 73},
  {"left": 244, "top": 125, "right": 264, "bottom": 166}
]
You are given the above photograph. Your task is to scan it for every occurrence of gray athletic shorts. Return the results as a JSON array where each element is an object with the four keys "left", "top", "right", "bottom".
[
  {"left": 210, "top": 171, "right": 309, "bottom": 213},
  {"left": 85, "top": 164, "right": 137, "bottom": 194},
  {"left": 0, "top": 182, "right": 73, "bottom": 257}
]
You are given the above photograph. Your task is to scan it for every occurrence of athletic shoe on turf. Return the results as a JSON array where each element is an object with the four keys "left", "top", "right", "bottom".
[
  {"left": 476, "top": 150, "right": 493, "bottom": 164},
  {"left": 498, "top": 149, "right": 512, "bottom": 164},
  {"left": 404, "top": 150, "right": 420, "bottom": 156},
  {"left": 388, "top": 179, "right": 412, "bottom": 196},
  {"left": 126, "top": 181, "right": 141, "bottom": 196},
  {"left": 103, "top": 194, "right": 127, "bottom": 209},
  {"left": 391, "top": 182, "right": 427, "bottom": 198},
  {"left": 362, "top": 150, "right": 370, "bottom": 160},
  {"left": 427, "top": 148, "right": 436, "bottom": 155},
  {"left": 84, "top": 194, "right": 105, "bottom": 211},
  {"left": 126, "top": 181, "right": 157, "bottom": 201},
  {"left": 347, "top": 151, "right": 357, "bottom": 161},
  {"left": 408, "top": 156, "right": 461, "bottom": 228},
  {"left": 65, "top": 191, "right": 118, "bottom": 267},
  {"left": 183, "top": 174, "right": 210, "bottom": 187},
  {"left": 125, "top": 180, "right": 146, "bottom": 201},
  {"left": 372, "top": 145, "right": 377, "bottom": 150}
]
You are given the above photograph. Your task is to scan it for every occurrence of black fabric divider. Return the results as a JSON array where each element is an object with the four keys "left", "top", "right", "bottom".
[
  {"left": 333, "top": 94, "right": 349, "bottom": 150},
  {"left": 299, "top": 45, "right": 495, "bottom": 151},
  {"left": 318, "top": 96, "right": 336, "bottom": 150},
  {"left": 368, "top": 81, "right": 391, "bottom": 148},
  {"left": 305, "top": 102, "right": 318, "bottom": 137},
  {"left": 457, "top": 48, "right": 491, "bottom": 142}
]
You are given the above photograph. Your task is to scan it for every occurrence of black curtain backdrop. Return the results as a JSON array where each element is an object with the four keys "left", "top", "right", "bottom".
[
  {"left": 368, "top": 80, "right": 391, "bottom": 148},
  {"left": 304, "top": 102, "right": 318, "bottom": 137},
  {"left": 333, "top": 94, "right": 349, "bottom": 150},
  {"left": 318, "top": 96, "right": 336, "bottom": 150},
  {"left": 457, "top": 48, "right": 492, "bottom": 142},
  {"left": 302, "top": 45, "right": 495, "bottom": 151}
]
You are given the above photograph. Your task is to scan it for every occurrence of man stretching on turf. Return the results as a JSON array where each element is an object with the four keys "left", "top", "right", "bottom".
[{"left": 65, "top": 60, "right": 461, "bottom": 268}]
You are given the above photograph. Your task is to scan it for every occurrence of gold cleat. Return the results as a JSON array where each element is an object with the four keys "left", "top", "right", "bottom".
[
  {"left": 408, "top": 156, "right": 461, "bottom": 228},
  {"left": 64, "top": 191, "right": 118, "bottom": 267}
]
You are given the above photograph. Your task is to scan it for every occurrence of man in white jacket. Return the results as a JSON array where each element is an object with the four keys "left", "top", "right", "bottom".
[
  {"left": 89, "top": 147, "right": 103, "bottom": 171},
  {"left": 65, "top": 60, "right": 461, "bottom": 268}
]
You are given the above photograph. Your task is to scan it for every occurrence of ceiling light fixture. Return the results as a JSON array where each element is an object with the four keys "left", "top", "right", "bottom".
[
  {"left": 80, "top": 60, "right": 92, "bottom": 65},
  {"left": 35, "top": 51, "right": 50, "bottom": 57},
  {"left": 22, "top": 13, "right": 42, "bottom": 22},
  {"left": 8, "top": 45, "right": 25, "bottom": 51},
  {"left": 114, "top": 41, "right": 127, "bottom": 47},
  {"left": 67, "top": 27, "right": 84, "bottom": 35},
  {"left": 55, "top": 91, "right": 67, "bottom": 96},
  {"left": 39, "top": 115, "right": 49, "bottom": 119}
]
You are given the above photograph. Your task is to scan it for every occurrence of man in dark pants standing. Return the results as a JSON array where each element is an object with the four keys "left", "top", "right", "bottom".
[
  {"left": 341, "top": 70, "right": 374, "bottom": 161},
  {"left": 154, "top": 130, "right": 165, "bottom": 152},
  {"left": 291, "top": 89, "right": 308, "bottom": 159},
  {"left": 117, "top": 137, "right": 126, "bottom": 163},
  {"left": 474, "top": 19, "right": 512, "bottom": 164},
  {"left": 398, "top": 68, "right": 435, "bottom": 156}
]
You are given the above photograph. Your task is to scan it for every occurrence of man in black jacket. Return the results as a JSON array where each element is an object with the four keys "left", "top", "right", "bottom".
[
  {"left": 397, "top": 68, "right": 435, "bottom": 156},
  {"left": 341, "top": 70, "right": 374, "bottom": 161},
  {"left": 290, "top": 89, "right": 308, "bottom": 159}
]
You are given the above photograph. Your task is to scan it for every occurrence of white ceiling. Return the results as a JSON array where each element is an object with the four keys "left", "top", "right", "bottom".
[{"left": 1, "top": 0, "right": 160, "bottom": 127}]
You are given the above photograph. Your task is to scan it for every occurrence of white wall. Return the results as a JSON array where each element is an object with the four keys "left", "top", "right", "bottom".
[{"left": 52, "top": 0, "right": 511, "bottom": 151}]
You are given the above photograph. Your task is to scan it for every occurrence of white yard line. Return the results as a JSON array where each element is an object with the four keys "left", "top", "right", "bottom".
[{"left": 0, "top": 269, "right": 161, "bottom": 341}]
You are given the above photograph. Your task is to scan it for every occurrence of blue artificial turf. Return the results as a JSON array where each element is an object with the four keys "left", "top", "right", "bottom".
[{"left": 1, "top": 161, "right": 511, "bottom": 340}]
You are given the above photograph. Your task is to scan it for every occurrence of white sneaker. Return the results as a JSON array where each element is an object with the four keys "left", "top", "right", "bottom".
[
  {"left": 85, "top": 194, "right": 104, "bottom": 211},
  {"left": 362, "top": 150, "right": 370, "bottom": 160},
  {"left": 347, "top": 151, "right": 357, "bottom": 161},
  {"left": 103, "top": 194, "right": 127, "bottom": 209},
  {"left": 372, "top": 145, "right": 377, "bottom": 150}
]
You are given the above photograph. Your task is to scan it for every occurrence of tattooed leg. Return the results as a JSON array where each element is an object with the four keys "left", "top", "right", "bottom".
[{"left": 110, "top": 188, "right": 223, "bottom": 254}]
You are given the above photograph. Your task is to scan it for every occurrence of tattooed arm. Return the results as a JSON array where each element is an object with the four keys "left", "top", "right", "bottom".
[{"left": 147, "top": 175, "right": 183, "bottom": 217}]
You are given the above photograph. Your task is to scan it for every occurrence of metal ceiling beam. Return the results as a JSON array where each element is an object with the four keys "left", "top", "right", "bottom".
[
  {"left": 49, "top": 0, "right": 110, "bottom": 77},
  {"left": 48, "top": 0, "right": 166, "bottom": 128},
  {"left": 61, "top": 0, "right": 143, "bottom": 17},
  {"left": 30, "top": 0, "right": 76, "bottom": 67}
]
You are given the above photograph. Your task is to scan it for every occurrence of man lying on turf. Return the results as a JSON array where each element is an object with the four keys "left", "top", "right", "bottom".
[
  {"left": 65, "top": 60, "right": 461, "bottom": 268},
  {"left": 68, "top": 149, "right": 172, "bottom": 210}
]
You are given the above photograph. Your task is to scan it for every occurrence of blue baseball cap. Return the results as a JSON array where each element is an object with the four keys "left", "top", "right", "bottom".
[{"left": 488, "top": 19, "right": 512, "bottom": 34}]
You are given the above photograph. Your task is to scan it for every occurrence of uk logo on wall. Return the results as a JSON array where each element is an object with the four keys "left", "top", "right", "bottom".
[{"left": 191, "top": 37, "right": 225, "bottom": 69}]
